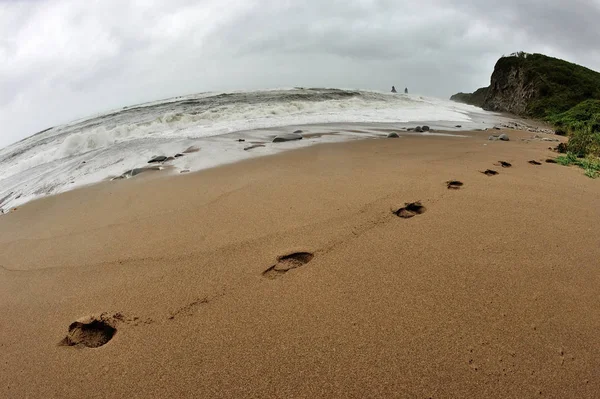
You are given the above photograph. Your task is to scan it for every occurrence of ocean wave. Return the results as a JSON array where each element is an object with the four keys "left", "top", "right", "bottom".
[{"left": 0, "top": 88, "right": 493, "bottom": 211}]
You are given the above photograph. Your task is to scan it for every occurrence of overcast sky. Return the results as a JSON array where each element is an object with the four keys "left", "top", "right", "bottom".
[{"left": 1, "top": 0, "right": 599, "bottom": 147}]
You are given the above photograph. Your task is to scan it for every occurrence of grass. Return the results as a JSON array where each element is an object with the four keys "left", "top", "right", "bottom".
[
  {"left": 547, "top": 100, "right": 600, "bottom": 132},
  {"left": 555, "top": 152, "right": 600, "bottom": 178},
  {"left": 549, "top": 102, "right": 600, "bottom": 166}
]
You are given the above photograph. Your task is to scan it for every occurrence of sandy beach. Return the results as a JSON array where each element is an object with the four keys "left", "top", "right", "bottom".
[{"left": 1, "top": 128, "right": 599, "bottom": 398}]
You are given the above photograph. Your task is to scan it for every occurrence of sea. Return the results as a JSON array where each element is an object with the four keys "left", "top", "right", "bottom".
[{"left": 0, "top": 88, "right": 505, "bottom": 211}]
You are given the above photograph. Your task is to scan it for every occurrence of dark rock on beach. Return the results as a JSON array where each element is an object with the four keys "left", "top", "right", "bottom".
[
  {"left": 499, "top": 133, "right": 510, "bottom": 141},
  {"left": 414, "top": 126, "right": 423, "bottom": 133},
  {"left": 555, "top": 129, "right": 567, "bottom": 136},
  {"left": 387, "top": 132, "right": 400, "bottom": 138},
  {"left": 148, "top": 156, "right": 167, "bottom": 163},
  {"left": 273, "top": 133, "right": 303, "bottom": 143},
  {"left": 421, "top": 126, "right": 430, "bottom": 131},
  {"left": 174, "top": 153, "right": 184, "bottom": 158}
]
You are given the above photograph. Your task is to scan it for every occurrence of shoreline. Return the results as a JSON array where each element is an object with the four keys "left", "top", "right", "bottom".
[{"left": 0, "top": 114, "right": 554, "bottom": 213}]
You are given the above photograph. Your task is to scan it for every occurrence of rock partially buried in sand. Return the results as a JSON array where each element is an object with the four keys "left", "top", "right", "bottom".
[
  {"left": 273, "top": 133, "right": 303, "bottom": 143},
  {"left": 498, "top": 133, "right": 510, "bottom": 141},
  {"left": 455, "top": 125, "right": 462, "bottom": 128},
  {"left": 293, "top": 130, "right": 303, "bottom": 134},
  {"left": 148, "top": 156, "right": 167, "bottom": 163},
  {"left": 174, "top": 153, "right": 184, "bottom": 158},
  {"left": 555, "top": 143, "right": 567, "bottom": 153},
  {"left": 387, "top": 132, "right": 400, "bottom": 138},
  {"left": 414, "top": 126, "right": 423, "bottom": 133}
]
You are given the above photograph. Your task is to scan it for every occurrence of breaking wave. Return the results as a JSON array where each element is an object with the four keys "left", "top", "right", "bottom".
[{"left": 0, "top": 88, "right": 495, "bottom": 211}]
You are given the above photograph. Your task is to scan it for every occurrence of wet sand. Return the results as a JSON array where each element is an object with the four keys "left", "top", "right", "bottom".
[{"left": 0, "top": 129, "right": 599, "bottom": 398}]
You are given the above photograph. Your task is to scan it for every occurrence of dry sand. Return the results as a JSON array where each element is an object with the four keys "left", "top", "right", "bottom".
[{"left": 0, "top": 129, "right": 599, "bottom": 398}]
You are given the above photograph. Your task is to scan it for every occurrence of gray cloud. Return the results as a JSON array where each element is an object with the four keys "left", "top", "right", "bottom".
[{"left": 1, "top": 0, "right": 599, "bottom": 147}]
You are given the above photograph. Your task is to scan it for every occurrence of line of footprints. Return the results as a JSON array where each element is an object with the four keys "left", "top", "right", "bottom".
[{"left": 59, "top": 158, "right": 548, "bottom": 349}]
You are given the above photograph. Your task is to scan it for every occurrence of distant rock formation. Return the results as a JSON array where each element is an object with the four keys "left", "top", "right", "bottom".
[
  {"left": 450, "top": 87, "right": 489, "bottom": 108},
  {"left": 450, "top": 52, "right": 600, "bottom": 118}
]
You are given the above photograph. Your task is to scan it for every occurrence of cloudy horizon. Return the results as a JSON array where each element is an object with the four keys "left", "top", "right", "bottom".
[{"left": 1, "top": 0, "right": 599, "bottom": 148}]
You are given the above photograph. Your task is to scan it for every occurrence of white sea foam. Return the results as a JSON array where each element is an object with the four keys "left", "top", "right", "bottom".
[{"left": 0, "top": 88, "right": 501, "bottom": 212}]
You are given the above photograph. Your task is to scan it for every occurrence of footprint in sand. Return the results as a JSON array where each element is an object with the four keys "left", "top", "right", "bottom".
[
  {"left": 59, "top": 313, "right": 154, "bottom": 348},
  {"left": 481, "top": 169, "right": 499, "bottom": 176},
  {"left": 262, "top": 252, "right": 314, "bottom": 279},
  {"left": 446, "top": 180, "right": 464, "bottom": 190},
  {"left": 59, "top": 313, "right": 123, "bottom": 348},
  {"left": 495, "top": 161, "right": 512, "bottom": 168},
  {"left": 393, "top": 202, "right": 426, "bottom": 219},
  {"left": 528, "top": 160, "right": 542, "bottom": 165}
]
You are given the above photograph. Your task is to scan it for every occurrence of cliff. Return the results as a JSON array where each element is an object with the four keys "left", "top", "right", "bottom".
[
  {"left": 450, "top": 87, "right": 488, "bottom": 108},
  {"left": 451, "top": 52, "right": 600, "bottom": 118}
]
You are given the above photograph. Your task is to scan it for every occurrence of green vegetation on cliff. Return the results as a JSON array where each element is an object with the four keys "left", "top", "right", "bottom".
[
  {"left": 452, "top": 52, "right": 600, "bottom": 163},
  {"left": 501, "top": 53, "right": 600, "bottom": 118},
  {"left": 547, "top": 99, "right": 600, "bottom": 131}
]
